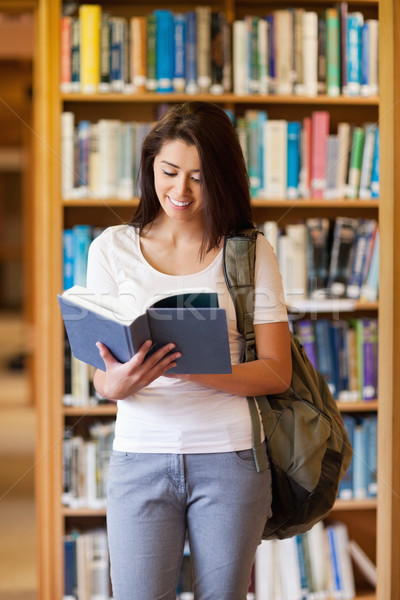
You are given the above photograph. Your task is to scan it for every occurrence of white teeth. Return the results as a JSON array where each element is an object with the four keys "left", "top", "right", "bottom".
[{"left": 168, "top": 196, "right": 191, "bottom": 207}]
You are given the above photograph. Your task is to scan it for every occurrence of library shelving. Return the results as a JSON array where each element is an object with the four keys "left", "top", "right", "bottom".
[{"left": 32, "top": 0, "right": 400, "bottom": 598}]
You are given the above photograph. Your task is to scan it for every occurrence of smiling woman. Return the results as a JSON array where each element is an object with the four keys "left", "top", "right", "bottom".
[{"left": 86, "top": 101, "right": 291, "bottom": 600}]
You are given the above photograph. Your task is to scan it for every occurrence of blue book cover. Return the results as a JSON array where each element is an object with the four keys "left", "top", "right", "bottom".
[
  {"left": 330, "top": 320, "right": 350, "bottom": 398},
  {"left": 361, "top": 318, "right": 378, "bottom": 401},
  {"left": 109, "top": 17, "right": 126, "bottom": 92},
  {"left": 365, "top": 414, "right": 378, "bottom": 497},
  {"left": 294, "top": 320, "right": 318, "bottom": 370},
  {"left": 64, "top": 535, "right": 77, "bottom": 597},
  {"left": 314, "top": 319, "right": 337, "bottom": 398},
  {"left": 63, "top": 229, "right": 75, "bottom": 291},
  {"left": 265, "top": 14, "right": 275, "bottom": 93},
  {"left": 154, "top": 9, "right": 174, "bottom": 92},
  {"left": 327, "top": 526, "right": 342, "bottom": 593},
  {"left": 185, "top": 11, "right": 198, "bottom": 94},
  {"left": 346, "top": 219, "right": 376, "bottom": 299},
  {"left": 287, "top": 121, "right": 301, "bottom": 199},
  {"left": 173, "top": 14, "right": 186, "bottom": 92},
  {"left": 72, "top": 224, "right": 92, "bottom": 286},
  {"left": 346, "top": 12, "right": 363, "bottom": 95},
  {"left": 361, "top": 21, "right": 370, "bottom": 92},
  {"left": 353, "top": 418, "right": 368, "bottom": 498},
  {"left": 58, "top": 286, "right": 232, "bottom": 375},
  {"left": 339, "top": 415, "right": 355, "bottom": 499},
  {"left": 370, "top": 127, "right": 380, "bottom": 198}
]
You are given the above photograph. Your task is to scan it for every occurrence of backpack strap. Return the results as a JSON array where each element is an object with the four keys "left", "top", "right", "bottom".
[{"left": 223, "top": 228, "right": 268, "bottom": 472}]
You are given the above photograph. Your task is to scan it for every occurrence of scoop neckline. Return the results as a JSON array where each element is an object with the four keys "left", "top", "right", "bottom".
[{"left": 129, "top": 225, "right": 224, "bottom": 278}]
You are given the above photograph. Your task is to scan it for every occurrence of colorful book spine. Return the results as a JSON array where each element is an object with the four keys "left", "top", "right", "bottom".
[
  {"left": 347, "top": 219, "right": 377, "bottom": 299},
  {"left": 109, "top": 17, "right": 126, "bottom": 92},
  {"left": 173, "top": 14, "right": 186, "bottom": 92},
  {"left": 370, "top": 127, "right": 380, "bottom": 198},
  {"left": 302, "top": 11, "right": 318, "bottom": 97},
  {"left": 287, "top": 121, "right": 301, "bottom": 199},
  {"left": 196, "top": 5, "right": 212, "bottom": 93},
  {"left": 233, "top": 19, "right": 248, "bottom": 95},
  {"left": 306, "top": 217, "right": 330, "bottom": 298},
  {"left": 145, "top": 14, "right": 157, "bottom": 92},
  {"left": 310, "top": 111, "right": 330, "bottom": 199},
  {"left": 295, "top": 320, "right": 318, "bottom": 369},
  {"left": 360, "top": 228, "right": 379, "bottom": 302},
  {"left": 60, "top": 16, "right": 72, "bottom": 93},
  {"left": 210, "top": 12, "right": 225, "bottom": 95},
  {"left": 98, "top": 12, "right": 111, "bottom": 93},
  {"left": 327, "top": 217, "right": 358, "bottom": 298},
  {"left": 131, "top": 16, "right": 147, "bottom": 93},
  {"left": 359, "top": 125, "right": 378, "bottom": 199},
  {"left": 154, "top": 9, "right": 174, "bottom": 92},
  {"left": 185, "top": 11, "right": 198, "bottom": 94},
  {"left": 346, "top": 127, "right": 365, "bottom": 199},
  {"left": 79, "top": 4, "right": 101, "bottom": 94},
  {"left": 345, "top": 12, "right": 363, "bottom": 96},
  {"left": 326, "top": 8, "right": 340, "bottom": 97}
]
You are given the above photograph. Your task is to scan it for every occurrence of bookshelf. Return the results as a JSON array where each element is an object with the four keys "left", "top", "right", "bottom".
[{"left": 32, "top": 0, "right": 400, "bottom": 598}]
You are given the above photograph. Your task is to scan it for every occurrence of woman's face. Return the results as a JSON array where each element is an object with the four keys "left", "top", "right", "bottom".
[{"left": 153, "top": 139, "right": 204, "bottom": 225}]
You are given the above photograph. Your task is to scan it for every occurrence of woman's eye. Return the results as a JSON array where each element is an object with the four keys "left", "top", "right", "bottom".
[
  {"left": 191, "top": 176, "right": 200, "bottom": 183},
  {"left": 162, "top": 170, "right": 176, "bottom": 177}
]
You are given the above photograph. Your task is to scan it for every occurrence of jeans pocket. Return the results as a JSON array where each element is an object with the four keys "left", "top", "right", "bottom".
[{"left": 109, "top": 450, "right": 138, "bottom": 466}]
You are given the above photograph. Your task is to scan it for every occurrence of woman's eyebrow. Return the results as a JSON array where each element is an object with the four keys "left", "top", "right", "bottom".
[{"left": 161, "top": 160, "right": 200, "bottom": 172}]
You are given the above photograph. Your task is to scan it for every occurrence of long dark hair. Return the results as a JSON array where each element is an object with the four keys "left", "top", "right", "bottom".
[{"left": 131, "top": 102, "right": 253, "bottom": 256}]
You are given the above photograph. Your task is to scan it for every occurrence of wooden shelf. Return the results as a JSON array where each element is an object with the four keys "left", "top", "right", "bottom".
[
  {"left": 63, "top": 196, "right": 379, "bottom": 209},
  {"left": 63, "top": 403, "right": 117, "bottom": 417},
  {"left": 62, "top": 92, "right": 380, "bottom": 105},
  {"left": 338, "top": 401, "right": 378, "bottom": 412},
  {"left": 334, "top": 498, "right": 378, "bottom": 511}
]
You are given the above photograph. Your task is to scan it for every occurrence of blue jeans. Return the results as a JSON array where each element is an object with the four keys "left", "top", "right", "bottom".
[{"left": 107, "top": 447, "right": 272, "bottom": 600}]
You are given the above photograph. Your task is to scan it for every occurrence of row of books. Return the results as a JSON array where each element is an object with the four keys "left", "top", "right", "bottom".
[
  {"left": 61, "top": 113, "right": 152, "bottom": 200},
  {"left": 339, "top": 414, "right": 377, "bottom": 500},
  {"left": 255, "top": 521, "right": 372, "bottom": 600},
  {"left": 262, "top": 218, "right": 379, "bottom": 303},
  {"left": 62, "top": 421, "right": 114, "bottom": 509},
  {"left": 293, "top": 317, "right": 378, "bottom": 401},
  {"left": 60, "top": 4, "right": 378, "bottom": 98},
  {"left": 63, "top": 528, "right": 111, "bottom": 600},
  {"left": 61, "top": 111, "right": 380, "bottom": 202},
  {"left": 239, "top": 111, "right": 379, "bottom": 200},
  {"left": 63, "top": 225, "right": 104, "bottom": 407}
]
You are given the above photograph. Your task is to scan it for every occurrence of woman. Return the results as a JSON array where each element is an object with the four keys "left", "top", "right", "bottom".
[{"left": 87, "top": 101, "right": 292, "bottom": 600}]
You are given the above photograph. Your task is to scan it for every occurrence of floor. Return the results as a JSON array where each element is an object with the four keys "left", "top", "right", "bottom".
[{"left": 0, "top": 314, "right": 37, "bottom": 599}]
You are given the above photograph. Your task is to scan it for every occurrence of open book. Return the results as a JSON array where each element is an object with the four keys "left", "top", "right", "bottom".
[{"left": 58, "top": 285, "right": 232, "bottom": 374}]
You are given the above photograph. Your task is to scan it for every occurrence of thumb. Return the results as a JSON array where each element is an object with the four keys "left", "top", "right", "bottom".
[{"left": 96, "top": 342, "right": 117, "bottom": 369}]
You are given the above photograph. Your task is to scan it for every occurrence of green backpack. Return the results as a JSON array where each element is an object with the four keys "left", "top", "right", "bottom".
[{"left": 223, "top": 228, "right": 353, "bottom": 540}]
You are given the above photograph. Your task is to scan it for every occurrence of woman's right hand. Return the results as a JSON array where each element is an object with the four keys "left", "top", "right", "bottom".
[{"left": 93, "top": 340, "right": 181, "bottom": 401}]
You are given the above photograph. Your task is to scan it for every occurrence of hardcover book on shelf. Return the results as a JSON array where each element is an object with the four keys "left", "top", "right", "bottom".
[
  {"left": 306, "top": 217, "right": 330, "bottom": 298},
  {"left": 345, "top": 12, "right": 364, "bottom": 96},
  {"left": 327, "top": 217, "right": 358, "bottom": 298},
  {"left": 58, "top": 286, "right": 232, "bottom": 374},
  {"left": 310, "top": 111, "right": 330, "bottom": 199},
  {"left": 196, "top": 5, "right": 212, "bottom": 93},
  {"left": 154, "top": 9, "right": 174, "bottom": 92},
  {"left": 232, "top": 19, "right": 247, "bottom": 95},
  {"left": 173, "top": 13, "right": 186, "bottom": 93},
  {"left": 346, "top": 126, "right": 365, "bottom": 199},
  {"left": 79, "top": 4, "right": 101, "bottom": 94},
  {"left": 326, "top": 7, "right": 340, "bottom": 97},
  {"left": 302, "top": 11, "right": 319, "bottom": 97}
]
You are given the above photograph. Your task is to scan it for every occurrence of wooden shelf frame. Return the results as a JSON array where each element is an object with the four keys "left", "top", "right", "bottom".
[{"left": 32, "top": 0, "right": 397, "bottom": 599}]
